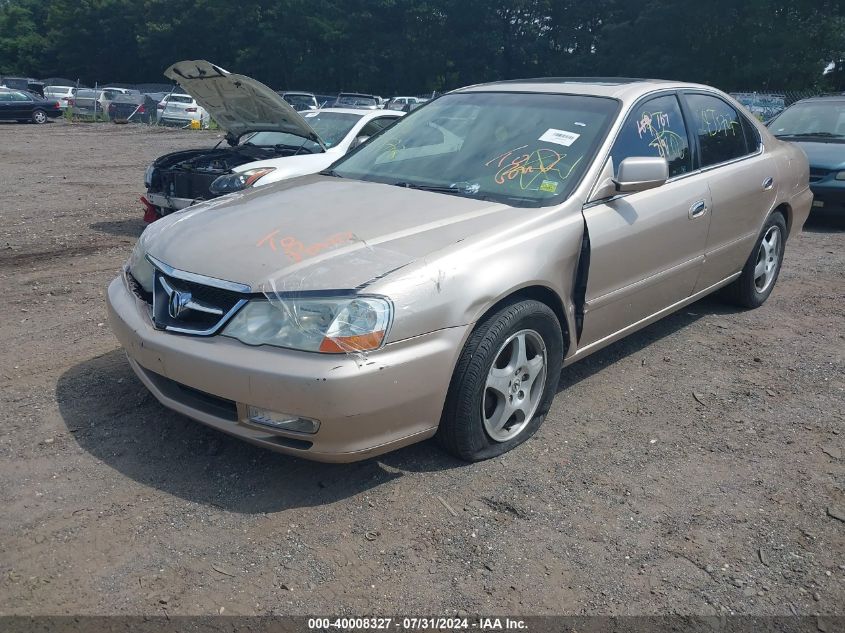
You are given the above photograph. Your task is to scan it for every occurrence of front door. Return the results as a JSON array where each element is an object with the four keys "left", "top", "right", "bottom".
[{"left": 580, "top": 92, "right": 711, "bottom": 347}]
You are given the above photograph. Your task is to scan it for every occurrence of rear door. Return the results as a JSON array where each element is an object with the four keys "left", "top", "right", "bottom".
[
  {"left": 680, "top": 92, "right": 778, "bottom": 290},
  {"left": 580, "top": 92, "right": 712, "bottom": 346}
]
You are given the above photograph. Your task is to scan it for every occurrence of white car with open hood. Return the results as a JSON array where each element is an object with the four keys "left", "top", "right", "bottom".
[{"left": 142, "top": 60, "right": 403, "bottom": 221}]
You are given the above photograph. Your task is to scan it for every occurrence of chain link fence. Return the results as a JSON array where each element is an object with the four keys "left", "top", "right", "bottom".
[{"left": 729, "top": 90, "right": 832, "bottom": 121}]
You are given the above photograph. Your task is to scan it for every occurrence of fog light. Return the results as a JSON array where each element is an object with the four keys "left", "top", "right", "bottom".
[{"left": 247, "top": 406, "right": 320, "bottom": 434}]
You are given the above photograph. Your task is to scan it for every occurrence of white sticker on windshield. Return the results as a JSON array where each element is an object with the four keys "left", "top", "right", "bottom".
[
  {"left": 304, "top": 112, "right": 318, "bottom": 117},
  {"left": 538, "top": 128, "right": 580, "bottom": 146}
]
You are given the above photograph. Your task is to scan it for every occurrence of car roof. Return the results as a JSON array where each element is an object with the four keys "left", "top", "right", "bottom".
[
  {"left": 456, "top": 77, "right": 718, "bottom": 101},
  {"left": 792, "top": 95, "right": 845, "bottom": 104}
]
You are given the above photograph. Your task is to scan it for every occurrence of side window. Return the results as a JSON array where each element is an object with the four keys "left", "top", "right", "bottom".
[
  {"left": 685, "top": 94, "right": 749, "bottom": 166},
  {"left": 610, "top": 94, "right": 692, "bottom": 178},
  {"left": 360, "top": 117, "right": 395, "bottom": 137}
]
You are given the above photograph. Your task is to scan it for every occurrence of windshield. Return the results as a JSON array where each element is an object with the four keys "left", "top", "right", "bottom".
[
  {"left": 331, "top": 91, "right": 618, "bottom": 207},
  {"left": 769, "top": 101, "right": 845, "bottom": 139},
  {"left": 245, "top": 111, "right": 363, "bottom": 150}
]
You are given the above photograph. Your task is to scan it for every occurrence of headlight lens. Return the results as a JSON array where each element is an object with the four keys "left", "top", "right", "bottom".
[
  {"left": 222, "top": 296, "right": 391, "bottom": 353},
  {"left": 210, "top": 167, "right": 275, "bottom": 194},
  {"left": 127, "top": 238, "right": 154, "bottom": 293},
  {"left": 143, "top": 163, "right": 155, "bottom": 188},
  {"left": 835, "top": 171, "right": 845, "bottom": 181}
]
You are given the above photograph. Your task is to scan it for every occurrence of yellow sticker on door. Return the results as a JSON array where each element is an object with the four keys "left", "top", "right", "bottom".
[{"left": 539, "top": 180, "right": 558, "bottom": 193}]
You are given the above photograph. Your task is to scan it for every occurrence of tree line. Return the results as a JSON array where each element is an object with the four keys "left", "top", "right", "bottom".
[{"left": 1, "top": 0, "right": 843, "bottom": 94}]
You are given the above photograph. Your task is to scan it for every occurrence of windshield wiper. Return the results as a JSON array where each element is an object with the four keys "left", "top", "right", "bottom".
[
  {"left": 390, "top": 181, "right": 481, "bottom": 197},
  {"left": 776, "top": 131, "right": 844, "bottom": 138},
  {"left": 319, "top": 168, "right": 343, "bottom": 178}
]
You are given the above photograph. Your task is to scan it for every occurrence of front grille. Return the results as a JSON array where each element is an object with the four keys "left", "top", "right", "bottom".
[
  {"left": 158, "top": 170, "right": 218, "bottom": 200},
  {"left": 150, "top": 265, "right": 248, "bottom": 335}
]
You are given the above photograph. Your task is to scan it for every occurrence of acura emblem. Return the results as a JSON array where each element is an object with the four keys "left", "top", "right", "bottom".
[{"left": 168, "top": 289, "right": 193, "bottom": 319}]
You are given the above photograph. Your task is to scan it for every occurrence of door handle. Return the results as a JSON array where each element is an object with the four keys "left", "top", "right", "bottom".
[
  {"left": 689, "top": 200, "right": 707, "bottom": 219},
  {"left": 762, "top": 177, "right": 774, "bottom": 190}
]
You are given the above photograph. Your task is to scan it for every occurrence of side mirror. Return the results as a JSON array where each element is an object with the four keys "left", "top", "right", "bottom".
[
  {"left": 350, "top": 135, "right": 370, "bottom": 149},
  {"left": 613, "top": 157, "right": 669, "bottom": 193}
]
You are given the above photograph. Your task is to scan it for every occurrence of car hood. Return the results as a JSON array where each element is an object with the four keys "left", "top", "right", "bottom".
[
  {"left": 144, "top": 176, "right": 512, "bottom": 291},
  {"left": 164, "top": 60, "right": 324, "bottom": 147},
  {"left": 783, "top": 140, "right": 845, "bottom": 171}
]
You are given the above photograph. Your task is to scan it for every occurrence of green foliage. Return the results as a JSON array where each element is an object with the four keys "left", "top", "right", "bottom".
[{"left": 0, "top": 0, "right": 842, "bottom": 92}]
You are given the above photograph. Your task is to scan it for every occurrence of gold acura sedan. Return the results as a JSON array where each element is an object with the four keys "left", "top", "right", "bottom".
[{"left": 108, "top": 77, "right": 812, "bottom": 462}]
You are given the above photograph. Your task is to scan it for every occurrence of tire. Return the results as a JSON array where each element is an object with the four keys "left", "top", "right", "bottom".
[
  {"left": 32, "top": 109, "right": 48, "bottom": 124},
  {"left": 722, "top": 212, "right": 787, "bottom": 309},
  {"left": 437, "top": 299, "right": 563, "bottom": 461}
]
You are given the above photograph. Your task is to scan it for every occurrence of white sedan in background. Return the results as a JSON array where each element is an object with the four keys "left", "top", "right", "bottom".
[
  {"left": 142, "top": 60, "right": 403, "bottom": 220},
  {"left": 211, "top": 108, "right": 404, "bottom": 192}
]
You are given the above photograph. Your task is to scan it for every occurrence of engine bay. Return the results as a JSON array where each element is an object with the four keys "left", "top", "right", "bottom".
[{"left": 147, "top": 143, "right": 316, "bottom": 202}]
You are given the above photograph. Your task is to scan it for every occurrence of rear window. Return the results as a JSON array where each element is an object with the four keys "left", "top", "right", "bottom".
[
  {"left": 338, "top": 95, "right": 377, "bottom": 107},
  {"left": 168, "top": 95, "right": 193, "bottom": 104}
]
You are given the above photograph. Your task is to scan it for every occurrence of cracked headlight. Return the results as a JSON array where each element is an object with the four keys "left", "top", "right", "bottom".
[
  {"left": 143, "top": 163, "right": 155, "bottom": 188},
  {"left": 210, "top": 167, "right": 276, "bottom": 194},
  {"left": 223, "top": 296, "right": 392, "bottom": 353},
  {"left": 127, "top": 237, "right": 154, "bottom": 293}
]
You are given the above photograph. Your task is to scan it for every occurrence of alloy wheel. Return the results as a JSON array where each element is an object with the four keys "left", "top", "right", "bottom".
[
  {"left": 753, "top": 225, "right": 781, "bottom": 293},
  {"left": 482, "top": 329, "right": 547, "bottom": 442}
]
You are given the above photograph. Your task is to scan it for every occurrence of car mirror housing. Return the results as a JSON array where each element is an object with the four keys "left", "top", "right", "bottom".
[{"left": 613, "top": 156, "right": 669, "bottom": 193}]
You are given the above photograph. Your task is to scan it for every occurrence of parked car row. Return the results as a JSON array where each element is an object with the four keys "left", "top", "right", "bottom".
[{"left": 110, "top": 62, "right": 818, "bottom": 466}]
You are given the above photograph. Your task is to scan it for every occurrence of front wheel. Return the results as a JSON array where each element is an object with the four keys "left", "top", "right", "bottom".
[
  {"left": 723, "top": 212, "right": 786, "bottom": 308},
  {"left": 32, "top": 109, "right": 48, "bottom": 124},
  {"left": 437, "top": 299, "right": 563, "bottom": 461}
]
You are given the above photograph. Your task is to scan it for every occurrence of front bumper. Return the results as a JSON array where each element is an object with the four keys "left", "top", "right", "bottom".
[
  {"left": 809, "top": 180, "right": 845, "bottom": 216},
  {"left": 144, "top": 191, "right": 196, "bottom": 213},
  {"left": 106, "top": 276, "right": 466, "bottom": 462}
]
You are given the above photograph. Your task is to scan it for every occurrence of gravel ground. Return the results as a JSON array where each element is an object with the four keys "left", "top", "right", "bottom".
[{"left": 0, "top": 119, "right": 843, "bottom": 617}]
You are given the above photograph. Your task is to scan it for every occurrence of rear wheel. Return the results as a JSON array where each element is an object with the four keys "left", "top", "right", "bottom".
[
  {"left": 32, "top": 109, "right": 48, "bottom": 124},
  {"left": 437, "top": 299, "right": 563, "bottom": 461},
  {"left": 722, "top": 212, "right": 786, "bottom": 308}
]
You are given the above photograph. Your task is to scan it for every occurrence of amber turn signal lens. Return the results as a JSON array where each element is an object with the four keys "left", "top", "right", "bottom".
[{"left": 318, "top": 331, "right": 385, "bottom": 353}]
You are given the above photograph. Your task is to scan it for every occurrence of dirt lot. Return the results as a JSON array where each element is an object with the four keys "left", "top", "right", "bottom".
[{"left": 0, "top": 119, "right": 843, "bottom": 617}]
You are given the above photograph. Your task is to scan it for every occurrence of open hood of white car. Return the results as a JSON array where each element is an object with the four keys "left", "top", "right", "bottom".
[{"left": 164, "top": 60, "right": 324, "bottom": 148}]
